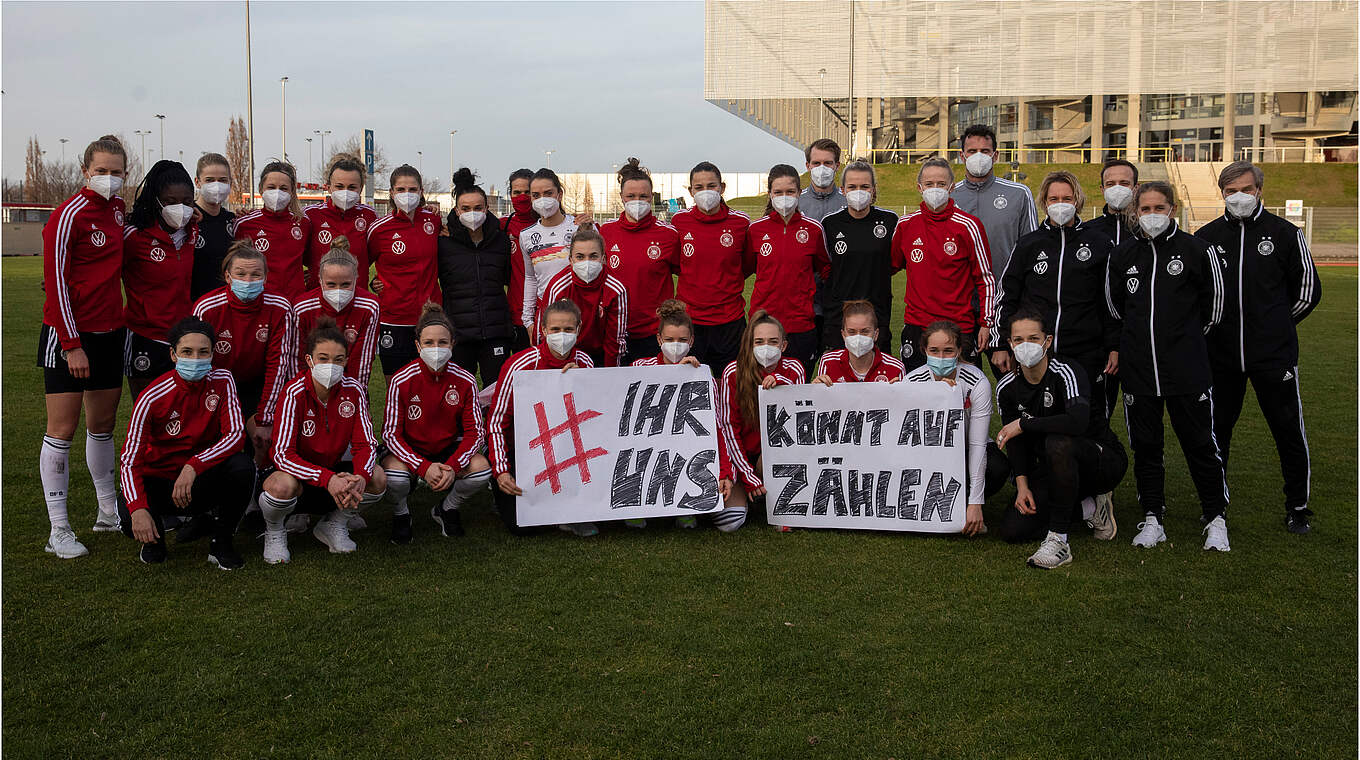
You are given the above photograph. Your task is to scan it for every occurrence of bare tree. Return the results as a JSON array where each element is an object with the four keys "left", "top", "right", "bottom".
[
  {"left": 2, "top": 178, "right": 24, "bottom": 202},
  {"left": 25, "top": 137, "right": 48, "bottom": 203},
  {"left": 45, "top": 160, "right": 84, "bottom": 202},
  {"left": 423, "top": 176, "right": 445, "bottom": 194},
  {"left": 225, "top": 116, "right": 252, "bottom": 211},
  {"left": 325, "top": 134, "right": 390, "bottom": 188}
]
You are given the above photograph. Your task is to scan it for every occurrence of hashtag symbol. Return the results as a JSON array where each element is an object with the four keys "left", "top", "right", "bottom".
[{"left": 529, "top": 392, "right": 608, "bottom": 494}]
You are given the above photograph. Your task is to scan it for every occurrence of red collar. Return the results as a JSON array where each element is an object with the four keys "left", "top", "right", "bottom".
[
  {"left": 920, "top": 199, "right": 957, "bottom": 220},
  {"left": 616, "top": 212, "right": 656, "bottom": 233}
]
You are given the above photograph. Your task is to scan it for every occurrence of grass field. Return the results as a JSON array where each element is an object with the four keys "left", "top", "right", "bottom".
[{"left": 2, "top": 255, "right": 1356, "bottom": 758}]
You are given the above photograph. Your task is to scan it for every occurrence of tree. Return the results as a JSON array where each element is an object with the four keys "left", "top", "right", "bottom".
[
  {"left": 225, "top": 116, "right": 252, "bottom": 211},
  {"left": 45, "top": 160, "right": 84, "bottom": 203},
  {"left": 324, "top": 133, "right": 390, "bottom": 188},
  {"left": 24, "top": 137, "right": 47, "bottom": 203},
  {"left": 423, "top": 176, "right": 445, "bottom": 194},
  {"left": 2, "top": 178, "right": 23, "bottom": 202}
]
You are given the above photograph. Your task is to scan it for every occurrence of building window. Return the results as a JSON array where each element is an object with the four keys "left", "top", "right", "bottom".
[{"left": 1235, "top": 93, "right": 1255, "bottom": 116}]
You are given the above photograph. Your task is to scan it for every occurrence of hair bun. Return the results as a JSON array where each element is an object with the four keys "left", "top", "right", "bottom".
[
  {"left": 656, "top": 298, "right": 688, "bottom": 319},
  {"left": 328, "top": 236, "right": 351, "bottom": 253},
  {"left": 451, "top": 167, "right": 477, "bottom": 189},
  {"left": 419, "top": 301, "right": 445, "bottom": 319},
  {"left": 98, "top": 134, "right": 122, "bottom": 146}
]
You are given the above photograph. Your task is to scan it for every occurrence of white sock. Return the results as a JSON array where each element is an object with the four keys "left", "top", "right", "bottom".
[
  {"left": 40, "top": 436, "right": 72, "bottom": 529},
  {"left": 1054, "top": 532, "right": 1069, "bottom": 543},
  {"left": 1080, "top": 496, "right": 1096, "bottom": 521},
  {"left": 713, "top": 506, "right": 748, "bottom": 533},
  {"left": 360, "top": 489, "right": 385, "bottom": 508},
  {"left": 257, "top": 492, "right": 297, "bottom": 530},
  {"left": 387, "top": 470, "right": 413, "bottom": 516},
  {"left": 442, "top": 469, "right": 492, "bottom": 510},
  {"left": 86, "top": 431, "right": 118, "bottom": 513}
]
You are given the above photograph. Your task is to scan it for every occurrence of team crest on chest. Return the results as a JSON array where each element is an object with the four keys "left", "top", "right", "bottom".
[
  {"left": 407, "top": 404, "right": 422, "bottom": 421},
  {"left": 354, "top": 217, "right": 367, "bottom": 232},
  {"left": 114, "top": 210, "right": 124, "bottom": 226},
  {"left": 646, "top": 243, "right": 662, "bottom": 260},
  {"left": 609, "top": 254, "right": 621, "bottom": 268},
  {"left": 1166, "top": 258, "right": 1184, "bottom": 276},
  {"left": 1076, "top": 245, "right": 1092, "bottom": 261},
  {"left": 205, "top": 392, "right": 220, "bottom": 412},
  {"left": 682, "top": 243, "right": 695, "bottom": 257},
  {"left": 344, "top": 328, "right": 359, "bottom": 344},
  {"left": 875, "top": 375, "right": 890, "bottom": 382},
  {"left": 910, "top": 248, "right": 925, "bottom": 263},
  {"left": 873, "top": 223, "right": 887, "bottom": 239},
  {"left": 759, "top": 242, "right": 773, "bottom": 257},
  {"left": 196, "top": 234, "right": 206, "bottom": 249},
  {"left": 720, "top": 232, "right": 734, "bottom": 247},
  {"left": 291, "top": 225, "right": 303, "bottom": 240},
  {"left": 391, "top": 240, "right": 407, "bottom": 255},
  {"left": 993, "top": 195, "right": 1008, "bottom": 210},
  {"left": 1258, "top": 238, "right": 1275, "bottom": 255},
  {"left": 255, "top": 326, "right": 269, "bottom": 342},
  {"left": 253, "top": 236, "right": 270, "bottom": 252},
  {"left": 133, "top": 354, "right": 151, "bottom": 371},
  {"left": 423, "top": 221, "right": 436, "bottom": 235},
  {"left": 1043, "top": 390, "right": 1054, "bottom": 408},
  {"left": 942, "top": 240, "right": 958, "bottom": 255},
  {"left": 90, "top": 230, "right": 107, "bottom": 248},
  {"left": 302, "top": 420, "right": 316, "bottom": 437},
  {"left": 379, "top": 333, "right": 394, "bottom": 348},
  {"left": 338, "top": 399, "right": 356, "bottom": 418},
  {"left": 444, "top": 388, "right": 460, "bottom": 406},
  {"left": 795, "top": 228, "right": 809, "bottom": 244},
  {"left": 149, "top": 247, "right": 166, "bottom": 262},
  {"left": 902, "top": 342, "right": 914, "bottom": 358},
  {"left": 318, "top": 230, "right": 333, "bottom": 245}
]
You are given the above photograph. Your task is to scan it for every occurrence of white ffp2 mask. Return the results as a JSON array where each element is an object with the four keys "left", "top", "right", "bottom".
[
  {"left": 965, "top": 152, "right": 993, "bottom": 177},
  {"left": 545, "top": 331, "right": 577, "bottom": 356}
]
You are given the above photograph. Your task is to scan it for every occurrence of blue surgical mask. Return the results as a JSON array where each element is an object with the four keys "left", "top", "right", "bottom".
[
  {"left": 176, "top": 356, "right": 212, "bottom": 382},
  {"left": 230, "top": 278, "right": 264, "bottom": 302},
  {"left": 925, "top": 354, "right": 957, "bottom": 378}
]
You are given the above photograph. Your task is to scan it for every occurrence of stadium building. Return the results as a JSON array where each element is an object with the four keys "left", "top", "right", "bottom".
[{"left": 704, "top": 0, "right": 1359, "bottom": 163}]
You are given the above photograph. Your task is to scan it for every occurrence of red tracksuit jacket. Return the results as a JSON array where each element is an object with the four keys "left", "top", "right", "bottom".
[
  {"left": 815, "top": 348, "right": 906, "bottom": 383},
  {"left": 272, "top": 372, "right": 377, "bottom": 487},
  {"left": 543, "top": 267, "right": 628, "bottom": 366},
  {"left": 302, "top": 200, "right": 378, "bottom": 283},
  {"left": 230, "top": 207, "right": 311, "bottom": 302},
  {"left": 382, "top": 358, "right": 484, "bottom": 478},
  {"left": 745, "top": 212, "right": 830, "bottom": 334},
  {"left": 502, "top": 210, "right": 537, "bottom": 327},
  {"left": 718, "top": 356, "right": 804, "bottom": 490},
  {"left": 120, "top": 367, "right": 245, "bottom": 512},
  {"left": 890, "top": 200, "right": 996, "bottom": 332},
  {"left": 367, "top": 207, "right": 442, "bottom": 326},
  {"left": 122, "top": 222, "right": 199, "bottom": 342},
  {"left": 292, "top": 287, "right": 380, "bottom": 389},
  {"left": 191, "top": 286, "right": 296, "bottom": 425},
  {"left": 672, "top": 204, "right": 751, "bottom": 326},
  {"left": 487, "top": 344, "right": 596, "bottom": 476},
  {"left": 599, "top": 214, "right": 679, "bottom": 337},
  {"left": 43, "top": 187, "right": 127, "bottom": 349},
  {"left": 631, "top": 354, "right": 734, "bottom": 477}
]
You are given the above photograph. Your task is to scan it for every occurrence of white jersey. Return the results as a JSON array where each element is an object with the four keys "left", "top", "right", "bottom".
[
  {"left": 520, "top": 217, "right": 581, "bottom": 328},
  {"left": 904, "top": 362, "right": 992, "bottom": 506}
]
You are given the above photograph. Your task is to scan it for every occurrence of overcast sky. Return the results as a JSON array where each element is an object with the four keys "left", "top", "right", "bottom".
[{"left": 2, "top": 1, "right": 799, "bottom": 192}]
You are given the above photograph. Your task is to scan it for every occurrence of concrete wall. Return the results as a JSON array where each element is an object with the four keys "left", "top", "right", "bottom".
[{"left": 3, "top": 223, "right": 44, "bottom": 256}]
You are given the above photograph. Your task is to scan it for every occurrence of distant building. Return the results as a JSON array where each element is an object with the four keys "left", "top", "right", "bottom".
[{"left": 705, "top": 0, "right": 1359, "bottom": 162}]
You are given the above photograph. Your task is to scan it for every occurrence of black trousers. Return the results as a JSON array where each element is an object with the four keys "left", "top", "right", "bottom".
[
  {"left": 822, "top": 311, "right": 893, "bottom": 354},
  {"left": 452, "top": 337, "right": 513, "bottom": 387},
  {"left": 510, "top": 324, "right": 531, "bottom": 353},
  {"left": 624, "top": 334, "right": 660, "bottom": 367},
  {"left": 1122, "top": 391, "right": 1229, "bottom": 521},
  {"left": 378, "top": 324, "right": 419, "bottom": 377},
  {"left": 899, "top": 324, "right": 978, "bottom": 373},
  {"left": 693, "top": 317, "right": 745, "bottom": 377},
  {"left": 1211, "top": 364, "right": 1311, "bottom": 515},
  {"left": 118, "top": 452, "right": 254, "bottom": 545},
  {"left": 1059, "top": 350, "right": 1113, "bottom": 423},
  {"left": 785, "top": 329, "right": 819, "bottom": 379},
  {"left": 995, "top": 435, "right": 1128, "bottom": 543}
]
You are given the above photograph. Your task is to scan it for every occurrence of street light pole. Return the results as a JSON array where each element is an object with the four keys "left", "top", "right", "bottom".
[
  {"left": 134, "top": 130, "right": 150, "bottom": 171},
  {"left": 314, "top": 129, "right": 330, "bottom": 172},
  {"left": 305, "top": 138, "right": 313, "bottom": 183},
  {"left": 245, "top": 0, "right": 256, "bottom": 209},
  {"left": 818, "top": 68, "right": 827, "bottom": 138},
  {"left": 59, "top": 138, "right": 68, "bottom": 163},
  {"left": 545, "top": 149, "right": 555, "bottom": 169},
  {"left": 155, "top": 114, "right": 166, "bottom": 156},
  {"left": 449, "top": 130, "right": 457, "bottom": 188},
  {"left": 280, "top": 76, "right": 289, "bottom": 163},
  {"left": 417, "top": 151, "right": 422, "bottom": 173}
]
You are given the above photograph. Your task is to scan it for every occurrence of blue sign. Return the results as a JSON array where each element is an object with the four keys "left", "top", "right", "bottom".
[{"left": 364, "top": 129, "right": 375, "bottom": 175}]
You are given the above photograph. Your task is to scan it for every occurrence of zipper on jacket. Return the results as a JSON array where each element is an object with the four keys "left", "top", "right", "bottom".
[
  {"left": 1054, "top": 227, "right": 1066, "bottom": 354},
  {"left": 1148, "top": 240, "right": 1161, "bottom": 396},
  {"left": 1237, "top": 221, "right": 1246, "bottom": 372}
]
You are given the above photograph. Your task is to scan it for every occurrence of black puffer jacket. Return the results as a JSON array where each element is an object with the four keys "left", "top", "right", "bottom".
[{"left": 437, "top": 210, "right": 513, "bottom": 342}]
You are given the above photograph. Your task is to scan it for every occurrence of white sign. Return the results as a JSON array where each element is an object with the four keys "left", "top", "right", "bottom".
[
  {"left": 512, "top": 364, "right": 723, "bottom": 526},
  {"left": 1285, "top": 199, "right": 1304, "bottom": 217},
  {"left": 759, "top": 381, "right": 968, "bottom": 532}
]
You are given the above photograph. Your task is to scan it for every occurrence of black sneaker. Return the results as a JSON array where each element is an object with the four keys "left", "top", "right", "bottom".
[
  {"left": 1286, "top": 511, "right": 1312, "bottom": 535},
  {"left": 207, "top": 538, "right": 245, "bottom": 570},
  {"left": 391, "top": 513, "right": 413, "bottom": 545},
  {"left": 432, "top": 505, "right": 465, "bottom": 538},
  {"left": 176, "top": 514, "right": 214, "bottom": 544},
  {"left": 140, "top": 540, "right": 168, "bottom": 564}
]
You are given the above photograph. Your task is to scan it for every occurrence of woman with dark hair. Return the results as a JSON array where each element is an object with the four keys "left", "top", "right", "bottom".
[
  {"left": 191, "top": 152, "right": 236, "bottom": 299},
  {"left": 519, "top": 168, "right": 584, "bottom": 340},
  {"left": 303, "top": 153, "right": 377, "bottom": 285},
  {"left": 258, "top": 320, "right": 386, "bottom": 563},
  {"left": 745, "top": 164, "right": 830, "bottom": 377},
  {"left": 599, "top": 157, "right": 680, "bottom": 363},
  {"left": 39, "top": 134, "right": 130, "bottom": 556},
  {"left": 122, "top": 160, "right": 201, "bottom": 400},
  {"left": 671, "top": 161, "right": 751, "bottom": 375},
  {"left": 367, "top": 163, "right": 443, "bottom": 376},
  {"left": 501, "top": 168, "right": 537, "bottom": 350},
  {"left": 716, "top": 310, "right": 805, "bottom": 532},
  {"left": 230, "top": 160, "right": 310, "bottom": 301},
  {"left": 118, "top": 316, "right": 253, "bottom": 568},
  {"left": 437, "top": 167, "right": 515, "bottom": 383}
]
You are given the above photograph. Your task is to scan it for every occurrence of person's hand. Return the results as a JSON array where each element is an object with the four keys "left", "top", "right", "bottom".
[
  {"left": 172, "top": 464, "right": 197, "bottom": 509},
  {"left": 1104, "top": 351, "right": 1119, "bottom": 376},
  {"left": 190, "top": 207, "right": 204, "bottom": 226},
  {"left": 760, "top": 375, "right": 779, "bottom": 390},
  {"left": 561, "top": 362, "right": 579, "bottom": 372},
  {"left": 813, "top": 374, "right": 834, "bottom": 387},
  {"left": 369, "top": 276, "right": 385, "bottom": 295},
  {"left": 995, "top": 419, "right": 1023, "bottom": 450},
  {"left": 680, "top": 356, "right": 701, "bottom": 368},
  {"left": 976, "top": 326, "right": 990, "bottom": 356},
  {"left": 340, "top": 474, "right": 366, "bottom": 508},
  {"left": 747, "top": 481, "right": 767, "bottom": 498},
  {"left": 719, "top": 478, "right": 733, "bottom": 500},
  {"left": 327, "top": 475, "right": 354, "bottom": 508},
  {"left": 251, "top": 424, "right": 272, "bottom": 456},
  {"left": 573, "top": 212, "right": 593, "bottom": 227},
  {"left": 496, "top": 472, "right": 523, "bottom": 496},
  {"left": 961, "top": 503, "right": 986, "bottom": 536},
  {"left": 64, "top": 347, "right": 90, "bottom": 379},
  {"left": 1014, "top": 485, "right": 1037, "bottom": 515},
  {"left": 131, "top": 509, "right": 159, "bottom": 543},
  {"left": 992, "top": 350, "right": 1012, "bottom": 374},
  {"left": 888, "top": 375, "right": 902, "bottom": 383},
  {"left": 426, "top": 462, "right": 455, "bottom": 491}
]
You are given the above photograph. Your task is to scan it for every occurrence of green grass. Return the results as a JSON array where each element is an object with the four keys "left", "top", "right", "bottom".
[{"left": 3, "top": 256, "right": 1356, "bottom": 758}]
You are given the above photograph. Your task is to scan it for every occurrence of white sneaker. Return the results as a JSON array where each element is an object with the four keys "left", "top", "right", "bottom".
[
  {"left": 348, "top": 514, "right": 368, "bottom": 530},
  {"left": 285, "top": 514, "right": 311, "bottom": 534},
  {"left": 314, "top": 513, "right": 357, "bottom": 553},
  {"left": 558, "top": 522, "right": 599, "bottom": 537},
  {"left": 1027, "top": 532, "right": 1072, "bottom": 569},
  {"left": 1202, "top": 515, "right": 1231, "bottom": 552},
  {"left": 92, "top": 509, "right": 122, "bottom": 533},
  {"left": 1086, "top": 492, "right": 1117, "bottom": 540},
  {"left": 262, "top": 528, "right": 291, "bottom": 564},
  {"left": 1131, "top": 515, "right": 1166, "bottom": 548},
  {"left": 45, "top": 526, "right": 89, "bottom": 559}
]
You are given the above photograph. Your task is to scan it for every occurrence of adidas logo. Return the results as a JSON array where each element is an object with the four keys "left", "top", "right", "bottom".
[
  {"left": 1126, "top": 266, "right": 1139, "bottom": 274},
  {"left": 610, "top": 244, "right": 620, "bottom": 252},
  {"left": 1198, "top": 393, "right": 1209, "bottom": 402},
  {"left": 1283, "top": 370, "right": 1294, "bottom": 381},
  {"left": 1037, "top": 251, "right": 1048, "bottom": 260},
  {"left": 307, "top": 409, "right": 315, "bottom": 416},
  {"left": 392, "top": 232, "right": 402, "bottom": 239},
  {"left": 221, "top": 329, "right": 233, "bottom": 339},
  {"left": 411, "top": 394, "right": 421, "bottom": 402},
  {"left": 321, "top": 222, "right": 330, "bottom": 228},
  {"left": 836, "top": 232, "right": 845, "bottom": 239},
  {"left": 169, "top": 410, "right": 180, "bottom": 419},
  {"left": 762, "top": 234, "right": 771, "bottom": 241},
  {"left": 683, "top": 232, "right": 694, "bottom": 240},
  {"left": 913, "top": 237, "right": 923, "bottom": 245}
]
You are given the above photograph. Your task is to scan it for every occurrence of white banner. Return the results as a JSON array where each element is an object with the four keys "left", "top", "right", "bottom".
[
  {"left": 759, "top": 381, "right": 968, "bottom": 532},
  {"left": 512, "top": 364, "right": 723, "bottom": 526}
]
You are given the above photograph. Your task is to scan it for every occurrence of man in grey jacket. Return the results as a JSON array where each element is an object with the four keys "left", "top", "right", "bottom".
[{"left": 799, "top": 138, "right": 848, "bottom": 357}]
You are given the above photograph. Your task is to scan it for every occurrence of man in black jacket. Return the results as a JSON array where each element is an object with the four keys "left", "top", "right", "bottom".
[
  {"left": 1106, "top": 182, "right": 1231, "bottom": 552},
  {"left": 438, "top": 173, "right": 515, "bottom": 385},
  {"left": 1195, "top": 162, "right": 1322, "bottom": 534},
  {"left": 820, "top": 160, "right": 899, "bottom": 352},
  {"left": 1085, "top": 158, "right": 1138, "bottom": 248}
]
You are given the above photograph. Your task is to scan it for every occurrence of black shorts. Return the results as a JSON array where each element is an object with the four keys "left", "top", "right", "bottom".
[
  {"left": 377, "top": 324, "right": 419, "bottom": 377},
  {"left": 785, "top": 329, "right": 819, "bottom": 377},
  {"left": 692, "top": 317, "right": 745, "bottom": 377},
  {"left": 297, "top": 462, "right": 355, "bottom": 514},
  {"left": 899, "top": 323, "right": 978, "bottom": 372},
  {"left": 624, "top": 334, "right": 659, "bottom": 367},
  {"left": 124, "top": 330, "right": 175, "bottom": 381},
  {"left": 38, "top": 325, "right": 125, "bottom": 394}
]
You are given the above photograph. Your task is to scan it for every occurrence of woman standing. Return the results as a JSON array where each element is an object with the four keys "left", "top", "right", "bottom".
[
  {"left": 367, "top": 164, "right": 443, "bottom": 377},
  {"left": 437, "top": 168, "right": 515, "bottom": 383},
  {"left": 39, "top": 134, "right": 130, "bottom": 556},
  {"left": 542, "top": 227, "right": 628, "bottom": 367},
  {"left": 292, "top": 238, "right": 380, "bottom": 389},
  {"left": 598, "top": 157, "right": 680, "bottom": 363},
  {"left": 501, "top": 168, "right": 537, "bottom": 350},
  {"left": 190, "top": 153, "right": 236, "bottom": 300},
  {"left": 302, "top": 153, "right": 377, "bottom": 287},
  {"left": 519, "top": 168, "right": 583, "bottom": 340},
  {"left": 231, "top": 161, "right": 310, "bottom": 301}
]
